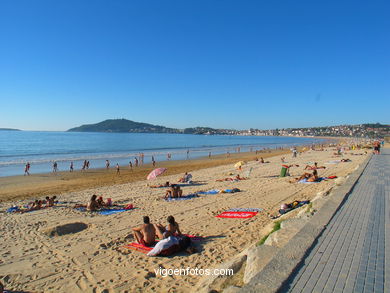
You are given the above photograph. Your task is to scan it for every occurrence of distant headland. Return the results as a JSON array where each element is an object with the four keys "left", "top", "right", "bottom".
[
  {"left": 67, "top": 119, "right": 390, "bottom": 138},
  {"left": 0, "top": 128, "right": 21, "bottom": 131}
]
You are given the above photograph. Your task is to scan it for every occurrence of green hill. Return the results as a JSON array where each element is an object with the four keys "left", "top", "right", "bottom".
[{"left": 67, "top": 119, "right": 180, "bottom": 133}]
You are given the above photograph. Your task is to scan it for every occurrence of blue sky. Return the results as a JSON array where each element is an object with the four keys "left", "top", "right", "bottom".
[{"left": 0, "top": 0, "right": 389, "bottom": 131}]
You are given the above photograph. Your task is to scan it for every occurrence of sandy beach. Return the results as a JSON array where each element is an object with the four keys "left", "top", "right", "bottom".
[{"left": 0, "top": 146, "right": 368, "bottom": 293}]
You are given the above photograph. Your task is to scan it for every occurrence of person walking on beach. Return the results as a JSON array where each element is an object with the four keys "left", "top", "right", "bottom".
[
  {"left": 82, "top": 160, "right": 87, "bottom": 171},
  {"left": 208, "top": 152, "right": 211, "bottom": 158},
  {"left": 70, "top": 162, "right": 74, "bottom": 172},
  {"left": 129, "top": 161, "right": 133, "bottom": 170},
  {"left": 106, "top": 160, "right": 110, "bottom": 169},
  {"left": 292, "top": 147, "right": 297, "bottom": 158},
  {"left": 186, "top": 149, "right": 190, "bottom": 159},
  {"left": 134, "top": 157, "right": 138, "bottom": 167},
  {"left": 116, "top": 163, "right": 120, "bottom": 175},
  {"left": 86, "top": 161, "right": 90, "bottom": 169},
  {"left": 152, "top": 156, "right": 156, "bottom": 167},
  {"left": 24, "top": 162, "right": 30, "bottom": 176}
]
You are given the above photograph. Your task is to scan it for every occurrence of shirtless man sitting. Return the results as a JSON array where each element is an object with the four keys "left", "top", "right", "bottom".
[
  {"left": 132, "top": 216, "right": 156, "bottom": 247},
  {"left": 154, "top": 215, "right": 182, "bottom": 239}
]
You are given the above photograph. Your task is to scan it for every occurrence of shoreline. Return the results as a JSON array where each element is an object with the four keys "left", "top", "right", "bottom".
[{"left": 0, "top": 149, "right": 291, "bottom": 202}]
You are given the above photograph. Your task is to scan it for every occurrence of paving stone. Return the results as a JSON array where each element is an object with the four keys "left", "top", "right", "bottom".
[{"left": 283, "top": 150, "right": 389, "bottom": 293}]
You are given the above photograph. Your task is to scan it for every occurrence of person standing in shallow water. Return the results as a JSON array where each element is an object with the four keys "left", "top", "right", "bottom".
[
  {"left": 24, "top": 162, "right": 30, "bottom": 176},
  {"left": 106, "top": 160, "right": 110, "bottom": 169},
  {"left": 70, "top": 162, "right": 74, "bottom": 172},
  {"left": 116, "top": 163, "right": 120, "bottom": 175}
]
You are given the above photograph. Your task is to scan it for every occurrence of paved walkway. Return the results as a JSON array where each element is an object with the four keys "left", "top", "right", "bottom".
[{"left": 282, "top": 149, "right": 389, "bottom": 293}]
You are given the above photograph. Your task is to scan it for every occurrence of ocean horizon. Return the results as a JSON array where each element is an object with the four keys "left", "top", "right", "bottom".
[{"left": 0, "top": 131, "right": 326, "bottom": 177}]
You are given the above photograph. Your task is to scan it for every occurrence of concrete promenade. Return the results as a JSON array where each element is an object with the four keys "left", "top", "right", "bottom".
[{"left": 281, "top": 149, "right": 389, "bottom": 293}]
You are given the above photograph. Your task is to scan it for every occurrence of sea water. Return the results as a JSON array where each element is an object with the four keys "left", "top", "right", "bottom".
[{"left": 0, "top": 131, "right": 325, "bottom": 177}]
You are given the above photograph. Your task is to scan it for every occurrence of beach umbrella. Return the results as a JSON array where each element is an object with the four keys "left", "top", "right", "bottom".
[
  {"left": 234, "top": 161, "right": 246, "bottom": 168},
  {"left": 147, "top": 167, "right": 167, "bottom": 180}
]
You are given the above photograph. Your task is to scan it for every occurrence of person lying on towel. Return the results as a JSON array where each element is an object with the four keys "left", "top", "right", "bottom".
[
  {"left": 269, "top": 200, "right": 310, "bottom": 219},
  {"left": 150, "top": 181, "right": 170, "bottom": 188},
  {"left": 132, "top": 216, "right": 157, "bottom": 247},
  {"left": 147, "top": 235, "right": 194, "bottom": 257},
  {"left": 291, "top": 169, "right": 319, "bottom": 183},
  {"left": 216, "top": 174, "right": 248, "bottom": 182}
]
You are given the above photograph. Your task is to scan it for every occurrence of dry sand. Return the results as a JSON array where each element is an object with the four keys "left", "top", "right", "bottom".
[{"left": 0, "top": 147, "right": 368, "bottom": 293}]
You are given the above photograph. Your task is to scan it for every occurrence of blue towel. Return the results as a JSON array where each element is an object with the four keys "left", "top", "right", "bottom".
[
  {"left": 99, "top": 208, "right": 128, "bottom": 215},
  {"left": 165, "top": 194, "right": 198, "bottom": 201},
  {"left": 197, "top": 189, "right": 219, "bottom": 195},
  {"left": 7, "top": 207, "right": 19, "bottom": 213}
]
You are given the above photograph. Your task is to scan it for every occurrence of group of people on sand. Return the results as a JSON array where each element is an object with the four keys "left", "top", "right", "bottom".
[
  {"left": 292, "top": 169, "right": 320, "bottom": 182},
  {"left": 132, "top": 215, "right": 182, "bottom": 247},
  {"left": 164, "top": 185, "right": 183, "bottom": 199},
  {"left": 132, "top": 215, "right": 195, "bottom": 256},
  {"left": 74, "top": 194, "right": 113, "bottom": 211},
  {"left": 15, "top": 196, "right": 57, "bottom": 213}
]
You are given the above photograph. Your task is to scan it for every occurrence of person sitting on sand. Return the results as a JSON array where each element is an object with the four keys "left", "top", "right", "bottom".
[
  {"left": 45, "top": 196, "right": 51, "bottom": 207},
  {"left": 87, "top": 194, "right": 99, "bottom": 211},
  {"left": 178, "top": 172, "right": 192, "bottom": 183},
  {"left": 97, "top": 196, "right": 107, "bottom": 207},
  {"left": 154, "top": 215, "right": 182, "bottom": 239},
  {"left": 132, "top": 216, "right": 156, "bottom": 247},
  {"left": 259, "top": 157, "right": 270, "bottom": 163},
  {"left": 304, "top": 162, "right": 326, "bottom": 170},
  {"left": 165, "top": 185, "right": 183, "bottom": 199}
]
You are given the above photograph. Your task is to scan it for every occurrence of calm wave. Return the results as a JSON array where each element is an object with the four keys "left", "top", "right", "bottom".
[{"left": 0, "top": 131, "right": 325, "bottom": 177}]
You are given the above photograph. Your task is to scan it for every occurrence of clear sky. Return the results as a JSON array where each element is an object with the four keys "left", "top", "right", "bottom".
[{"left": 0, "top": 0, "right": 389, "bottom": 131}]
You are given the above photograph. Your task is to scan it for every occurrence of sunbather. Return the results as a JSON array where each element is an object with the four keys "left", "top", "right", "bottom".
[
  {"left": 178, "top": 172, "right": 192, "bottom": 183},
  {"left": 259, "top": 157, "right": 270, "bottom": 163},
  {"left": 269, "top": 200, "right": 310, "bottom": 218},
  {"left": 304, "top": 162, "right": 326, "bottom": 170},
  {"left": 216, "top": 174, "right": 248, "bottom": 182},
  {"left": 87, "top": 194, "right": 99, "bottom": 211},
  {"left": 150, "top": 181, "right": 170, "bottom": 188},
  {"left": 132, "top": 216, "right": 157, "bottom": 247},
  {"left": 164, "top": 185, "right": 183, "bottom": 199},
  {"left": 293, "top": 170, "right": 319, "bottom": 182},
  {"left": 18, "top": 200, "right": 43, "bottom": 213},
  {"left": 154, "top": 215, "right": 182, "bottom": 239}
]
